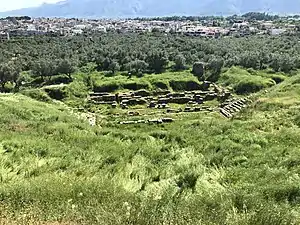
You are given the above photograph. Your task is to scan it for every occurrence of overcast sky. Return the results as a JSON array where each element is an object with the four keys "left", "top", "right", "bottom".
[{"left": 0, "top": 0, "right": 61, "bottom": 12}]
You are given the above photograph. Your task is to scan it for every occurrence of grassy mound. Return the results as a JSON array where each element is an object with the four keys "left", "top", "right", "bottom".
[{"left": 219, "top": 67, "right": 278, "bottom": 94}]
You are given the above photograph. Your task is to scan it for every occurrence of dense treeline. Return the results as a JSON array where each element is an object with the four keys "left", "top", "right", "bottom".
[
  {"left": 134, "top": 12, "right": 281, "bottom": 21},
  {"left": 0, "top": 32, "right": 300, "bottom": 89}
]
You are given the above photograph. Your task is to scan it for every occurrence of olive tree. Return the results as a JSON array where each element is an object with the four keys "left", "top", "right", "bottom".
[{"left": 192, "top": 62, "right": 205, "bottom": 81}]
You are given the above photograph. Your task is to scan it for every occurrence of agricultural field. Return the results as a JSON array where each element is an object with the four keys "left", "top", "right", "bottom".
[{"left": 0, "top": 32, "right": 300, "bottom": 224}]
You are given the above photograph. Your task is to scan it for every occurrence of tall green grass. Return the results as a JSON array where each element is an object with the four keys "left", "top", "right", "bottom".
[{"left": 0, "top": 74, "right": 300, "bottom": 224}]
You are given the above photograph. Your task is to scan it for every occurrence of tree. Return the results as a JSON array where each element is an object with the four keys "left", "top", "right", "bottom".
[
  {"left": 279, "top": 54, "right": 295, "bottom": 73},
  {"left": 56, "top": 60, "right": 75, "bottom": 79},
  {"left": 10, "top": 63, "right": 21, "bottom": 89},
  {"left": 14, "top": 71, "right": 31, "bottom": 90},
  {"left": 0, "top": 64, "right": 12, "bottom": 89},
  {"left": 32, "top": 60, "right": 57, "bottom": 80},
  {"left": 294, "top": 57, "right": 300, "bottom": 69},
  {"left": 108, "top": 60, "right": 120, "bottom": 74},
  {"left": 192, "top": 62, "right": 205, "bottom": 81},
  {"left": 146, "top": 51, "right": 169, "bottom": 74},
  {"left": 125, "top": 60, "right": 148, "bottom": 76},
  {"left": 0, "top": 62, "right": 20, "bottom": 90},
  {"left": 225, "top": 56, "right": 239, "bottom": 68},
  {"left": 184, "top": 52, "right": 199, "bottom": 65},
  {"left": 173, "top": 54, "right": 186, "bottom": 71},
  {"left": 239, "top": 52, "right": 259, "bottom": 69},
  {"left": 270, "top": 54, "right": 295, "bottom": 73},
  {"left": 258, "top": 51, "right": 270, "bottom": 70},
  {"left": 206, "top": 57, "right": 224, "bottom": 82},
  {"left": 270, "top": 54, "right": 281, "bottom": 72},
  {"left": 102, "top": 57, "right": 112, "bottom": 71},
  {"left": 242, "top": 12, "right": 278, "bottom": 21}
]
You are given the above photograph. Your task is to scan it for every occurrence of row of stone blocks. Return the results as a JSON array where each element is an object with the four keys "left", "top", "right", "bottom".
[
  {"left": 89, "top": 88, "right": 231, "bottom": 107},
  {"left": 166, "top": 106, "right": 215, "bottom": 113},
  {"left": 119, "top": 118, "right": 174, "bottom": 125},
  {"left": 220, "top": 98, "right": 250, "bottom": 118}
]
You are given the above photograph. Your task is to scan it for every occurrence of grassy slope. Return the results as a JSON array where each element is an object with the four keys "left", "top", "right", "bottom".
[
  {"left": 91, "top": 70, "right": 201, "bottom": 92},
  {"left": 89, "top": 67, "right": 287, "bottom": 94},
  {"left": 0, "top": 74, "right": 300, "bottom": 224},
  {"left": 219, "top": 67, "right": 287, "bottom": 94}
]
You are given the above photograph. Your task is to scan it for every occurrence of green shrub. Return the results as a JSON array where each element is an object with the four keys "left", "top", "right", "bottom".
[
  {"left": 123, "top": 81, "right": 151, "bottom": 90},
  {"left": 65, "top": 81, "right": 89, "bottom": 98},
  {"left": 269, "top": 75, "right": 286, "bottom": 84},
  {"left": 93, "top": 82, "right": 120, "bottom": 92},
  {"left": 21, "top": 89, "right": 52, "bottom": 102},
  {"left": 292, "top": 77, "right": 300, "bottom": 84},
  {"left": 44, "top": 75, "right": 73, "bottom": 85},
  {"left": 152, "top": 81, "right": 169, "bottom": 89},
  {"left": 169, "top": 80, "right": 202, "bottom": 91},
  {"left": 235, "top": 79, "right": 275, "bottom": 94},
  {"left": 43, "top": 86, "right": 68, "bottom": 100},
  {"left": 247, "top": 204, "right": 297, "bottom": 225}
]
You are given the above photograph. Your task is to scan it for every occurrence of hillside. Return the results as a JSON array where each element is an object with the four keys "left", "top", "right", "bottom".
[
  {"left": 1, "top": 70, "right": 300, "bottom": 224},
  {"left": 0, "top": 0, "right": 300, "bottom": 18}
]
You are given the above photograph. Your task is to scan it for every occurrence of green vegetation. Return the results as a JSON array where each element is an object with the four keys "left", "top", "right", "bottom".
[
  {"left": 0, "top": 29, "right": 300, "bottom": 224},
  {"left": 0, "top": 71, "right": 299, "bottom": 224},
  {"left": 91, "top": 70, "right": 201, "bottom": 92},
  {"left": 219, "top": 67, "right": 277, "bottom": 94},
  {"left": 1, "top": 33, "right": 300, "bottom": 92}
]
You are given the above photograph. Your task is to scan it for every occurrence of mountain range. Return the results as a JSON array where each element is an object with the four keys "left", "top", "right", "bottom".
[{"left": 1, "top": 0, "right": 300, "bottom": 18}]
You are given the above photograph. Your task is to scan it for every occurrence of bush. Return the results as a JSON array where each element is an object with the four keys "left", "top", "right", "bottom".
[
  {"left": 65, "top": 81, "right": 89, "bottom": 98},
  {"left": 170, "top": 80, "right": 202, "bottom": 91},
  {"left": 152, "top": 81, "right": 169, "bottom": 90},
  {"left": 44, "top": 75, "right": 73, "bottom": 85},
  {"left": 269, "top": 75, "right": 286, "bottom": 84},
  {"left": 255, "top": 71, "right": 286, "bottom": 84},
  {"left": 21, "top": 89, "right": 52, "bottom": 102},
  {"left": 93, "top": 82, "right": 120, "bottom": 92},
  {"left": 29, "top": 77, "right": 45, "bottom": 86},
  {"left": 235, "top": 79, "right": 275, "bottom": 94},
  {"left": 44, "top": 86, "right": 68, "bottom": 100},
  {"left": 123, "top": 81, "right": 151, "bottom": 91}
]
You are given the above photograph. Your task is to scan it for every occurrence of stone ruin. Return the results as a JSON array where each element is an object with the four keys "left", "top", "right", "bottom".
[
  {"left": 119, "top": 117, "right": 174, "bottom": 125},
  {"left": 220, "top": 98, "right": 251, "bottom": 118},
  {"left": 87, "top": 83, "right": 253, "bottom": 120},
  {"left": 88, "top": 82, "right": 232, "bottom": 111}
]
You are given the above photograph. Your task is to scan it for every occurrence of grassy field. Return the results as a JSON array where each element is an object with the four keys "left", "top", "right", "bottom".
[{"left": 0, "top": 69, "right": 300, "bottom": 224}]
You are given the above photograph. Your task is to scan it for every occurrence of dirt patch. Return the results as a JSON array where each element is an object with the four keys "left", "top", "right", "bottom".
[{"left": 8, "top": 123, "right": 29, "bottom": 132}]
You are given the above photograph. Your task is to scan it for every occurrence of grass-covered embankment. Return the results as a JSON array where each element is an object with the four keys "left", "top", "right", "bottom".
[
  {"left": 90, "top": 70, "right": 202, "bottom": 92},
  {"left": 219, "top": 66, "right": 286, "bottom": 94}
]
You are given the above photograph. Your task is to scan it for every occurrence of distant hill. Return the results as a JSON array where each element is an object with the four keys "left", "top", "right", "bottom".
[{"left": 0, "top": 0, "right": 300, "bottom": 18}]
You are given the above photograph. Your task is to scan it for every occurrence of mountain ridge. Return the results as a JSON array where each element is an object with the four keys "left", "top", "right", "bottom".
[{"left": 1, "top": 0, "right": 300, "bottom": 18}]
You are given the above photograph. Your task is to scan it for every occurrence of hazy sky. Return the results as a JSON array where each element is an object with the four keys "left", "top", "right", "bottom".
[{"left": 0, "top": 0, "right": 61, "bottom": 12}]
